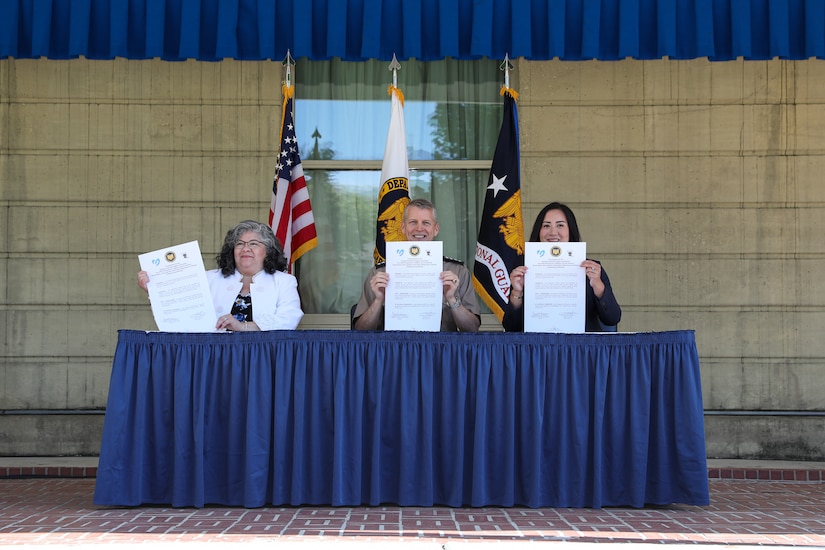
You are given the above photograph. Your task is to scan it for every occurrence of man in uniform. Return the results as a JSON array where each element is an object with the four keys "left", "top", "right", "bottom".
[{"left": 353, "top": 198, "right": 481, "bottom": 331}]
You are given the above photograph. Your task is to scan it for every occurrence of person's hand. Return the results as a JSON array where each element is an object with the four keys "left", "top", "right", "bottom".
[
  {"left": 369, "top": 271, "right": 390, "bottom": 304},
  {"left": 508, "top": 266, "right": 527, "bottom": 307},
  {"left": 216, "top": 314, "right": 242, "bottom": 332},
  {"left": 509, "top": 266, "right": 527, "bottom": 293},
  {"left": 137, "top": 271, "right": 150, "bottom": 292},
  {"left": 581, "top": 260, "right": 605, "bottom": 298},
  {"left": 440, "top": 271, "right": 459, "bottom": 301}
]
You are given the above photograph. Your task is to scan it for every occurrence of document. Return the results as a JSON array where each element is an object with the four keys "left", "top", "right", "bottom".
[
  {"left": 138, "top": 240, "right": 217, "bottom": 332},
  {"left": 384, "top": 240, "right": 443, "bottom": 331},
  {"left": 524, "top": 241, "right": 586, "bottom": 333}
]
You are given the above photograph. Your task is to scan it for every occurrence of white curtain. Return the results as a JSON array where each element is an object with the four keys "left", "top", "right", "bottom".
[{"left": 294, "top": 59, "right": 505, "bottom": 314}]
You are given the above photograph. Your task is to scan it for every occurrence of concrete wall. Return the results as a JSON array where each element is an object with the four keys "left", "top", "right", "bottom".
[
  {"left": 518, "top": 58, "right": 825, "bottom": 460},
  {"left": 1, "top": 57, "right": 824, "bottom": 459}
]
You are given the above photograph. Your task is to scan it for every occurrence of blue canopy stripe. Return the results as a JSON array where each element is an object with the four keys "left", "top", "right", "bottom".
[{"left": 1, "top": 0, "right": 824, "bottom": 62}]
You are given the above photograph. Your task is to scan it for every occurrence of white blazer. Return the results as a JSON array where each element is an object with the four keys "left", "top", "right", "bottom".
[{"left": 206, "top": 269, "right": 303, "bottom": 330}]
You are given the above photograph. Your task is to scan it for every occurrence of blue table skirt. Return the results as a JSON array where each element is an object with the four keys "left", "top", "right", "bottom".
[{"left": 93, "top": 329, "right": 709, "bottom": 509}]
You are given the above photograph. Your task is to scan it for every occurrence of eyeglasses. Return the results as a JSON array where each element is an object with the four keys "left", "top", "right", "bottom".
[{"left": 234, "top": 239, "right": 264, "bottom": 250}]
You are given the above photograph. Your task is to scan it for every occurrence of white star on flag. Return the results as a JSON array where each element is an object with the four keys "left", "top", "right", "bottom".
[{"left": 488, "top": 174, "right": 508, "bottom": 197}]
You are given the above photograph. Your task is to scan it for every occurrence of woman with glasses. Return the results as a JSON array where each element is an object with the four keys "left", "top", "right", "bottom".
[{"left": 137, "top": 220, "right": 303, "bottom": 331}]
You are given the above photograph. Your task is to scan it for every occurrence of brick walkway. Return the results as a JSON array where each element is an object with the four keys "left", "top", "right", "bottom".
[{"left": 1, "top": 477, "right": 824, "bottom": 547}]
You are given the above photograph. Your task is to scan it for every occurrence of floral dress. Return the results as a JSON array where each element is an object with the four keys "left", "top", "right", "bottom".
[{"left": 230, "top": 293, "right": 253, "bottom": 323}]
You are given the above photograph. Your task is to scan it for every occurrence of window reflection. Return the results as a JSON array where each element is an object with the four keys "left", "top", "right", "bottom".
[{"left": 293, "top": 58, "right": 507, "bottom": 314}]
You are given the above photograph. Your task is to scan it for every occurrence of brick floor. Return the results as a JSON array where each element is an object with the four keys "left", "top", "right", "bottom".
[{"left": 1, "top": 477, "right": 825, "bottom": 546}]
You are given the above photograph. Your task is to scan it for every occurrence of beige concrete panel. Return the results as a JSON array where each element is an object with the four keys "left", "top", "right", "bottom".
[
  {"left": 701, "top": 359, "right": 825, "bottom": 411},
  {"left": 521, "top": 58, "right": 784, "bottom": 107},
  {"left": 738, "top": 60, "right": 785, "bottom": 104},
  {"left": 624, "top": 310, "right": 825, "bottom": 360},
  {"left": 521, "top": 155, "right": 787, "bottom": 205},
  {"left": 643, "top": 104, "right": 787, "bottom": 155},
  {"left": 741, "top": 154, "right": 795, "bottom": 204},
  {"left": 67, "top": 154, "right": 242, "bottom": 204},
  {"left": 3, "top": 59, "right": 70, "bottom": 99},
  {"left": 521, "top": 59, "right": 646, "bottom": 103},
  {"left": 641, "top": 155, "right": 746, "bottom": 204},
  {"left": 641, "top": 59, "right": 783, "bottom": 105},
  {"left": 7, "top": 257, "right": 166, "bottom": 306},
  {"left": 522, "top": 104, "right": 783, "bottom": 156},
  {"left": 67, "top": 154, "right": 123, "bottom": 202},
  {"left": 521, "top": 155, "right": 644, "bottom": 204},
  {"left": 538, "top": 205, "right": 803, "bottom": 255},
  {"left": 6, "top": 308, "right": 129, "bottom": 357},
  {"left": 7, "top": 257, "right": 70, "bottom": 305},
  {"left": 0, "top": 207, "right": 7, "bottom": 253},
  {"left": 200, "top": 104, "right": 256, "bottom": 152},
  {"left": 789, "top": 103, "right": 825, "bottom": 154},
  {"left": 0, "top": 153, "right": 71, "bottom": 201},
  {"left": 745, "top": 104, "right": 787, "bottom": 153},
  {"left": 7, "top": 205, "right": 224, "bottom": 254},
  {"left": 793, "top": 208, "right": 825, "bottom": 255},
  {"left": 521, "top": 105, "right": 647, "bottom": 153},
  {"left": 7, "top": 103, "right": 71, "bottom": 150},
  {"left": 7, "top": 100, "right": 276, "bottom": 155},
  {"left": 0, "top": 361, "right": 111, "bottom": 409},
  {"left": 0, "top": 415, "right": 104, "bottom": 456},
  {"left": 0, "top": 258, "right": 6, "bottom": 307},
  {"left": 0, "top": 58, "right": 7, "bottom": 96},
  {"left": 77, "top": 101, "right": 151, "bottom": 152},
  {"left": 144, "top": 59, "right": 277, "bottom": 103},
  {"left": 200, "top": 60, "right": 276, "bottom": 103},
  {"left": 601, "top": 257, "right": 824, "bottom": 310},
  {"left": 644, "top": 59, "right": 717, "bottom": 103},
  {"left": 143, "top": 103, "right": 204, "bottom": 151},
  {"left": 157, "top": 59, "right": 213, "bottom": 101},
  {"left": 0, "top": 80, "right": 7, "bottom": 151},
  {"left": 790, "top": 60, "right": 825, "bottom": 103},
  {"left": 793, "top": 156, "right": 825, "bottom": 202},
  {"left": 704, "top": 415, "right": 825, "bottom": 460}
]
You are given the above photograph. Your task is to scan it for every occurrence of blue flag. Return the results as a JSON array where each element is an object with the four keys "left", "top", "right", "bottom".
[{"left": 472, "top": 89, "right": 524, "bottom": 321}]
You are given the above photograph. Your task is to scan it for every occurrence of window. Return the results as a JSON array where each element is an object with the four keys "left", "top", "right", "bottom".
[{"left": 295, "top": 58, "right": 507, "bottom": 314}]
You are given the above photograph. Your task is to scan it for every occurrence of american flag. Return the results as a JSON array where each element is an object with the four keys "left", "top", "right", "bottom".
[{"left": 269, "top": 86, "right": 318, "bottom": 272}]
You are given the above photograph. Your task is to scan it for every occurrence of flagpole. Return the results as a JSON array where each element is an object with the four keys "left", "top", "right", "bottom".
[
  {"left": 500, "top": 53, "right": 512, "bottom": 89},
  {"left": 373, "top": 52, "right": 410, "bottom": 266},
  {"left": 472, "top": 55, "right": 523, "bottom": 321},
  {"left": 282, "top": 49, "right": 294, "bottom": 89},
  {"left": 499, "top": 53, "right": 519, "bottom": 100},
  {"left": 270, "top": 49, "right": 318, "bottom": 273},
  {"left": 282, "top": 49, "right": 295, "bottom": 117},
  {"left": 389, "top": 53, "right": 400, "bottom": 88}
]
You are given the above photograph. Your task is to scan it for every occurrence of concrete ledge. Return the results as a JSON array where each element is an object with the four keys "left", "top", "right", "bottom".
[{"left": 4, "top": 457, "right": 825, "bottom": 482}]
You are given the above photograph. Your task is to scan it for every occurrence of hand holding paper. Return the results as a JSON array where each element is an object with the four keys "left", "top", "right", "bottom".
[
  {"left": 138, "top": 241, "right": 217, "bottom": 332},
  {"left": 523, "top": 241, "right": 587, "bottom": 332}
]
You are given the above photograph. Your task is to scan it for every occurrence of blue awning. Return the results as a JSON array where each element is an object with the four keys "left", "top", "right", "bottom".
[{"left": 2, "top": 0, "right": 824, "bottom": 62}]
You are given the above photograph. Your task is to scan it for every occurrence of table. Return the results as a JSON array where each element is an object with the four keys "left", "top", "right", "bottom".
[{"left": 93, "top": 329, "right": 709, "bottom": 509}]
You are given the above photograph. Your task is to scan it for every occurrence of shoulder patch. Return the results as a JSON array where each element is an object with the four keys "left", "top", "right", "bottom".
[
  {"left": 375, "top": 261, "right": 386, "bottom": 268},
  {"left": 443, "top": 256, "right": 465, "bottom": 265}
]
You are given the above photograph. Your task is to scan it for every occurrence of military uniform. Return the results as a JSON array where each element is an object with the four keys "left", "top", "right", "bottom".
[{"left": 353, "top": 257, "right": 481, "bottom": 331}]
